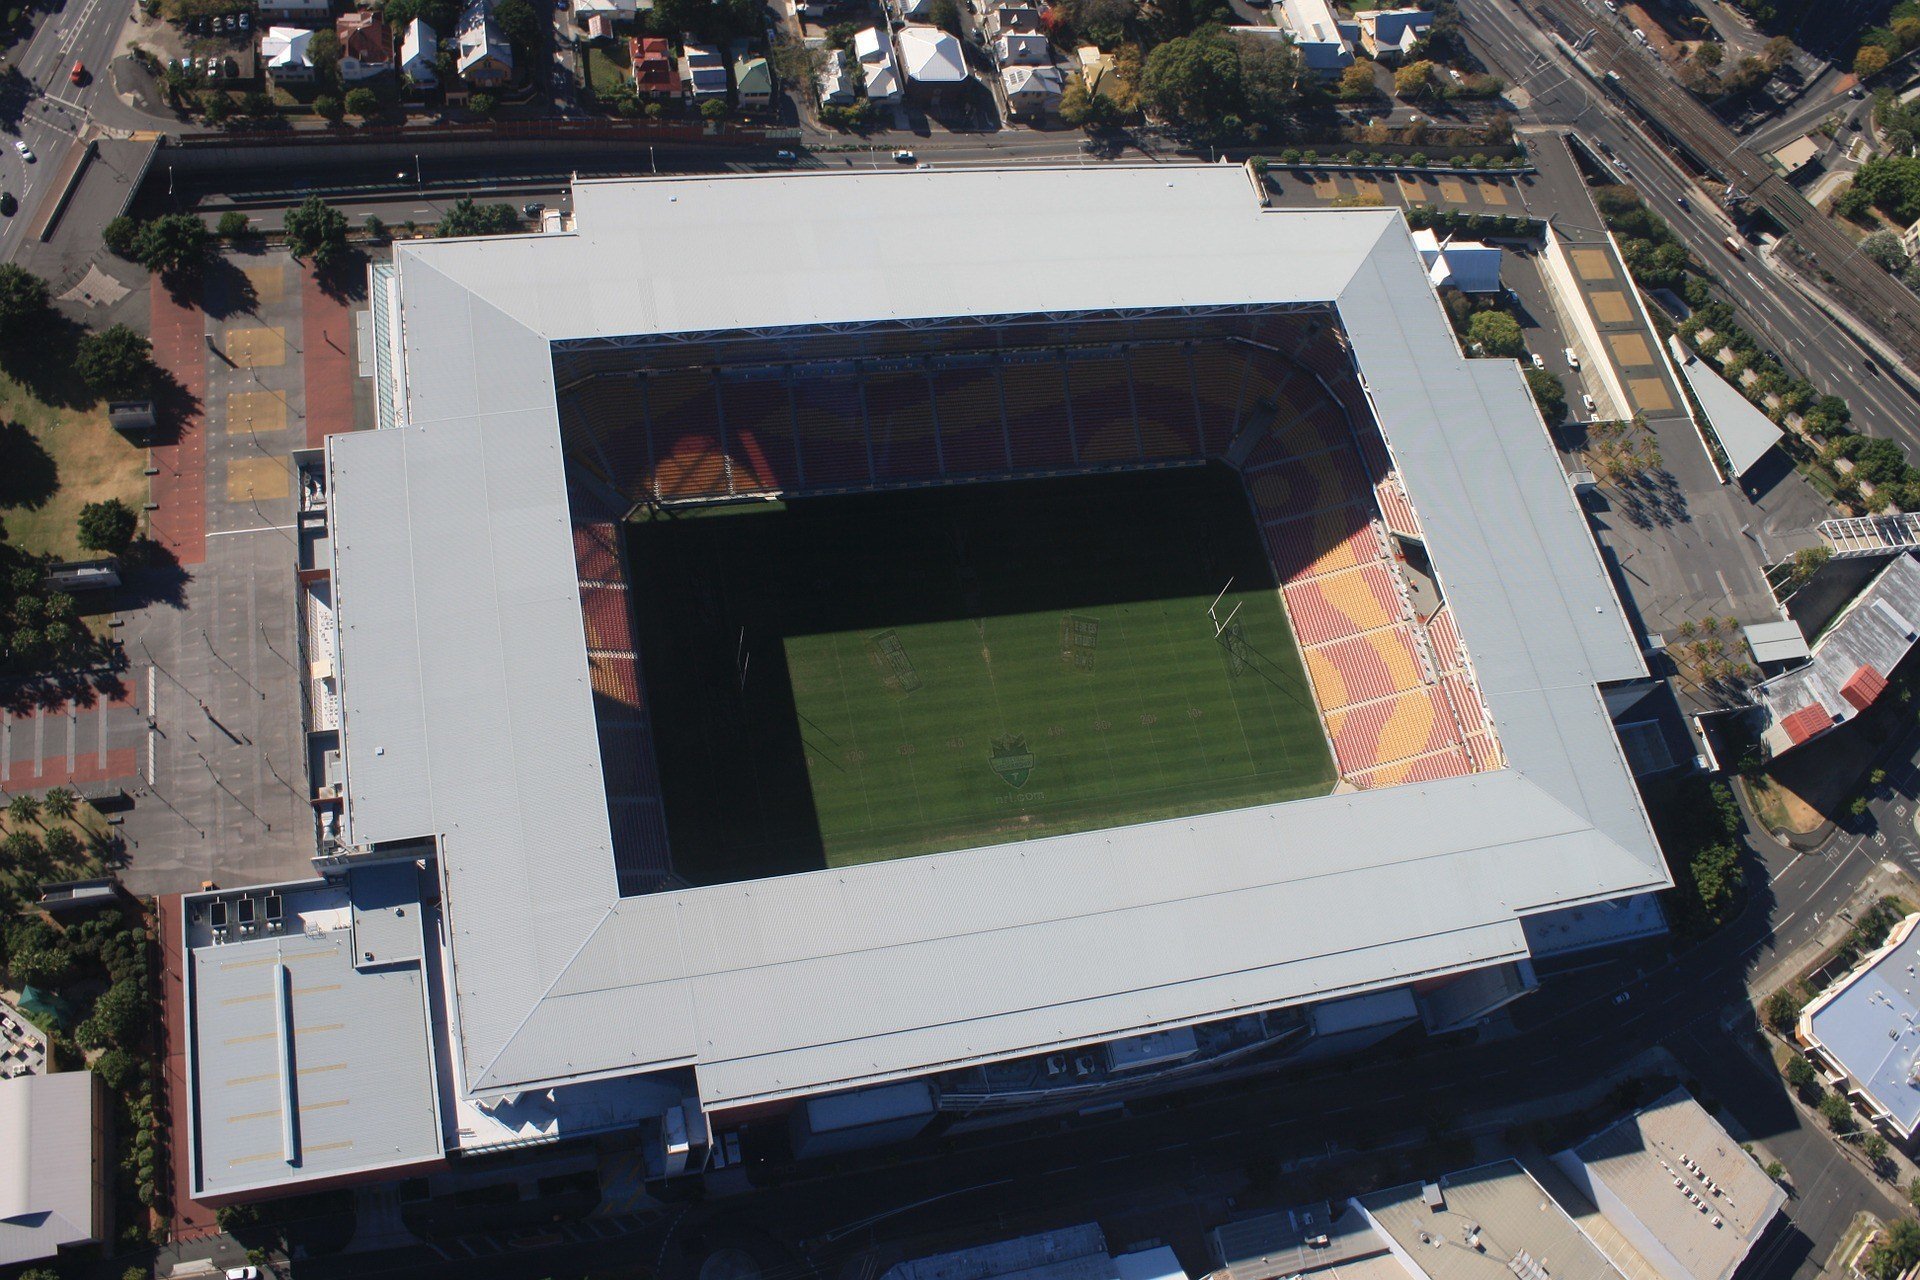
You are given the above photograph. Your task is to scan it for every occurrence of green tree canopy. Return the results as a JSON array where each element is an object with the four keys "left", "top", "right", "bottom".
[
  {"left": 40, "top": 787, "right": 77, "bottom": 822},
  {"left": 1466, "top": 309, "right": 1525, "bottom": 358},
  {"left": 435, "top": 198, "right": 522, "bottom": 237},
  {"left": 345, "top": 86, "right": 382, "bottom": 119},
  {"left": 307, "top": 26, "right": 343, "bottom": 79},
  {"left": 1141, "top": 28, "right": 1242, "bottom": 132},
  {"left": 1524, "top": 366, "right": 1566, "bottom": 421},
  {"left": 284, "top": 195, "right": 351, "bottom": 268},
  {"left": 492, "top": 0, "right": 540, "bottom": 49},
  {"left": 76, "top": 498, "right": 140, "bottom": 553},
  {"left": 0, "top": 264, "right": 51, "bottom": 346},
  {"left": 77, "top": 327, "right": 156, "bottom": 401},
  {"left": 134, "top": 213, "right": 212, "bottom": 276}
]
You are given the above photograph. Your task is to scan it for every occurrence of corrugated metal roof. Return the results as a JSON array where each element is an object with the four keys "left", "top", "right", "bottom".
[
  {"left": 0, "top": 1071, "right": 98, "bottom": 1266},
  {"left": 184, "top": 883, "right": 444, "bottom": 1200},
  {"left": 1803, "top": 914, "right": 1920, "bottom": 1136},
  {"left": 1756, "top": 552, "right": 1920, "bottom": 753},
  {"left": 328, "top": 167, "right": 1670, "bottom": 1109}
]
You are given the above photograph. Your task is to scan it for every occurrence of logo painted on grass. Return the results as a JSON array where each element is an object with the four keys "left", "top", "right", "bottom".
[{"left": 989, "top": 735, "right": 1035, "bottom": 790}]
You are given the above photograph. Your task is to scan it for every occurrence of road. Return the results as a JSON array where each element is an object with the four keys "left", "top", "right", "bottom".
[
  {"left": 1523, "top": 0, "right": 1920, "bottom": 364},
  {"left": 0, "top": 0, "right": 141, "bottom": 262},
  {"left": 1458, "top": 0, "right": 1920, "bottom": 469}
]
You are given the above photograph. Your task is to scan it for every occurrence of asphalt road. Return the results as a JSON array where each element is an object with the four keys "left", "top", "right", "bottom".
[
  {"left": 1457, "top": 0, "right": 1920, "bottom": 469},
  {"left": 0, "top": 0, "right": 143, "bottom": 262}
]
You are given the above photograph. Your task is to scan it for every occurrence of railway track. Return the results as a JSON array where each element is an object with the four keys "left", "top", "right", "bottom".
[{"left": 1532, "top": 0, "right": 1920, "bottom": 357}]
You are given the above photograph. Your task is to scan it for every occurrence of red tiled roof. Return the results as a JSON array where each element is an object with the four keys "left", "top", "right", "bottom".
[
  {"left": 336, "top": 11, "right": 394, "bottom": 62},
  {"left": 1841, "top": 664, "right": 1889, "bottom": 712},
  {"left": 1781, "top": 702, "right": 1835, "bottom": 745},
  {"left": 632, "top": 35, "right": 679, "bottom": 91}
]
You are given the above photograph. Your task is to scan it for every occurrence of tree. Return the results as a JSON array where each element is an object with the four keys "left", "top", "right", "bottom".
[
  {"left": 1788, "top": 544, "right": 1831, "bottom": 587},
  {"left": 929, "top": 0, "right": 961, "bottom": 34},
  {"left": 94, "top": 1046, "right": 141, "bottom": 1093},
  {"left": 364, "top": 214, "right": 389, "bottom": 241},
  {"left": 436, "top": 198, "right": 522, "bottom": 237},
  {"left": 242, "top": 89, "right": 276, "bottom": 116},
  {"left": 1238, "top": 30, "right": 1303, "bottom": 121},
  {"left": 7, "top": 793, "right": 42, "bottom": 828},
  {"left": 1856, "top": 44, "right": 1891, "bottom": 78},
  {"left": 1466, "top": 309, "right": 1525, "bottom": 358},
  {"left": 1868, "top": 1218, "right": 1920, "bottom": 1280},
  {"left": 1141, "top": 28, "right": 1242, "bottom": 132},
  {"left": 102, "top": 215, "right": 141, "bottom": 259},
  {"left": 1861, "top": 229, "right": 1910, "bottom": 273},
  {"left": 0, "top": 264, "right": 51, "bottom": 345},
  {"left": 314, "top": 93, "right": 345, "bottom": 122},
  {"left": 306, "top": 26, "right": 343, "bottom": 79},
  {"left": 1393, "top": 58, "right": 1436, "bottom": 100},
  {"left": 41, "top": 825, "right": 81, "bottom": 865},
  {"left": 1784, "top": 1055, "right": 1817, "bottom": 1090},
  {"left": 200, "top": 90, "right": 232, "bottom": 125},
  {"left": 1696, "top": 40, "right": 1723, "bottom": 68},
  {"left": 468, "top": 91, "right": 498, "bottom": 116},
  {"left": 2, "top": 830, "right": 41, "bottom": 868},
  {"left": 5, "top": 917, "right": 69, "bottom": 988},
  {"left": 41, "top": 787, "right": 77, "bottom": 823},
  {"left": 345, "top": 86, "right": 381, "bottom": 120},
  {"left": 1524, "top": 366, "right": 1566, "bottom": 421},
  {"left": 216, "top": 210, "right": 251, "bottom": 239},
  {"left": 1338, "top": 58, "right": 1376, "bottom": 100},
  {"left": 700, "top": 96, "right": 730, "bottom": 120},
  {"left": 77, "top": 977, "right": 148, "bottom": 1050},
  {"left": 77, "top": 328, "right": 156, "bottom": 401},
  {"left": 492, "top": 0, "right": 540, "bottom": 49},
  {"left": 1818, "top": 1091, "right": 1853, "bottom": 1132},
  {"left": 284, "top": 195, "right": 350, "bottom": 268},
  {"left": 1864, "top": 1133, "right": 1890, "bottom": 1164},
  {"left": 134, "top": 213, "right": 212, "bottom": 276}
]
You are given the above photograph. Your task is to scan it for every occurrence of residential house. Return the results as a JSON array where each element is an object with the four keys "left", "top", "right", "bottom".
[
  {"left": 853, "top": 26, "right": 901, "bottom": 102},
  {"left": 574, "top": 0, "right": 654, "bottom": 21},
  {"left": 993, "top": 30, "right": 1049, "bottom": 65},
  {"left": 631, "top": 35, "right": 681, "bottom": 98},
  {"left": 336, "top": 10, "right": 396, "bottom": 80},
  {"left": 261, "top": 25, "right": 317, "bottom": 81},
  {"left": 258, "top": 0, "right": 331, "bottom": 25},
  {"left": 985, "top": 4, "right": 1043, "bottom": 37},
  {"left": 1001, "top": 62, "right": 1062, "bottom": 116},
  {"left": 1356, "top": 7, "right": 1431, "bottom": 60},
  {"left": 400, "top": 17, "right": 439, "bottom": 85},
  {"left": 1276, "top": 0, "right": 1353, "bottom": 74},
  {"left": 893, "top": 0, "right": 936, "bottom": 19},
  {"left": 733, "top": 53, "right": 773, "bottom": 107},
  {"left": 456, "top": 0, "right": 512, "bottom": 85},
  {"left": 1074, "top": 43, "right": 1113, "bottom": 89},
  {"left": 681, "top": 39, "right": 729, "bottom": 98},
  {"left": 896, "top": 24, "right": 967, "bottom": 102},
  {"left": 0, "top": 1072, "right": 108, "bottom": 1269},
  {"left": 819, "top": 47, "right": 854, "bottom": 104}
]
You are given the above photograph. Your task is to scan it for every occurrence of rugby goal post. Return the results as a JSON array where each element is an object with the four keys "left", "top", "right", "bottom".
[{"left": 1207, "top": 578, "right": 1241, "bottom": 639}]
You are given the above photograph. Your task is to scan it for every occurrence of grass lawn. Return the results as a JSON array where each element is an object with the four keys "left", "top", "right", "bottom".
[
  {"left": 626, "top": 465, "right": 1335, "bottom": 885},
  {"left": 0, "top": 803, "right": 113, "bottom": 903},
  {"left": 0, "top": 370, "right": 148, "bottom": 562},
  {"left": 586, "top": 43, "right": 632, "bottom": 96}
]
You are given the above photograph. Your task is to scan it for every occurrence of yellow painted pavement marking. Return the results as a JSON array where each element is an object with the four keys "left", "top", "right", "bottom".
[
  {"left": 226, "top": 389, "right": 288, "bottom": 435},
  {"left": 228, "top": 456, "right": 290, "bottom": 502}
]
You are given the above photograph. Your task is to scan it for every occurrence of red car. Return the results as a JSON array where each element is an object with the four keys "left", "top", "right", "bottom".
[{"left": 69, "top": 61, "right": 86, "bottom": 84}]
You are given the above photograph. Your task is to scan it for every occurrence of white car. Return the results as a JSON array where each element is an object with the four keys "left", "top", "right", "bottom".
[
  {"left": 12, "top": 140, "right": 32, "bottom": 162},
  {"left": 1564, "top": 347, "right": 1580, "bottom": 369},
  {"left": 892, "top": 149, "right": 915, "bottom": 163},
  {"left": 1529, "top": 352, "right": 1545, "bottom": 370},
  {"left": 1582, "top": 393, "right": 1598, "bottom": 415}
]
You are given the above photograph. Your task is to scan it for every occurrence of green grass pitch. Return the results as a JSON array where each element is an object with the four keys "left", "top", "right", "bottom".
[{"left": 624, "top": 464, "right": 1336, "bottom": 886}]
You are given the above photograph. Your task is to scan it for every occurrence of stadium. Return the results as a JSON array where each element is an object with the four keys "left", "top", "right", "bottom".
[{"left": 176, "top": 165, "right": 1672, "bottom": 1203}]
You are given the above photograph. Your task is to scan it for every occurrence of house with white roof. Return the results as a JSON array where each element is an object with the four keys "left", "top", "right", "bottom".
[
  {"left": 896, "top": 24, "right": 968, "bottom": 102},
  {"left": 1277, "top": 0, "right": 1354, "bottom": 73},
  {"left": 993, "top": 30, "right": 1050, "bottom": 65},
  {"left": 262, "top": 25, "right": 317, "bottom": 81},
  {"left": 1358, "top": 7, "right": 1432, "bottom": 60},
  {"left": 853, "top": 26, "right": 902, "bottom": 102},
  {"left": 819, "top": 47, "right": 855, "bottom": 104},
  {"left": 400, "top": 17, "right": 439, "bottom": 85},
  {"left": 1002, "top": 63, "right": 1063, "bottom": 115},
  {"left": 456, "top": 0, "right": 512, "bottom": 86},
  {"left": 680, "top": 39, "right": 729, "bottom": 98}
]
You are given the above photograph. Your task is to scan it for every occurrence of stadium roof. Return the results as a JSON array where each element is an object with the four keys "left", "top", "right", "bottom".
[
  {"left": 1800, "top": 912, "right": 1920, "bottom": 1137},
  {"left": 332, "top": 166, "right": 1670, "bottom": 1109}
]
